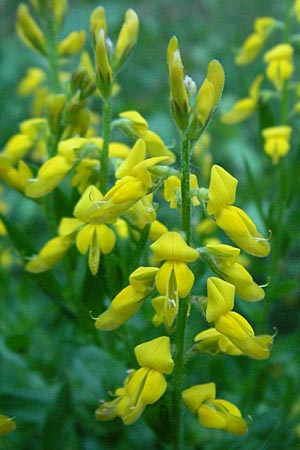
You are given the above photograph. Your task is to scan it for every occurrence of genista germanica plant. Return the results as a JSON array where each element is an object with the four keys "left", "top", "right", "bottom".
[{"left": 0, "top": 2, "right": 276, "bottom": 449}]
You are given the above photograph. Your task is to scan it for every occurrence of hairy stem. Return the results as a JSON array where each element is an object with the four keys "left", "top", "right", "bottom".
[
  {"left": 100, "top": 98, "right": 112, "bottom": 194},
  {"left": 170, "top": 129, "right": 191, "bottom": 450}
]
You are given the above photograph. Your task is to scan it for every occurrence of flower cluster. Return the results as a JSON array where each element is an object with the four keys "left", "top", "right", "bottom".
[
  {"left": 222, "top": 4, "right": 300, "bottom": 165},
  {"left": 0, "top": 1, "right": 274, "bottom": 445}
]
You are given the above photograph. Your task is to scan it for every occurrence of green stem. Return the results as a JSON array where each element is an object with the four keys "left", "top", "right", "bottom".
[
  {"left": 100, "top": 98, "right": 112, "bottom": 193},
  {"left": 44, "top": 16, "right": 61, "bottom": 93},
  {"left": 180, "top": 130, "right": 191, "bottom": 245},
  {"left": 170, "top": 129, "right": 191, "bottom": 450}
]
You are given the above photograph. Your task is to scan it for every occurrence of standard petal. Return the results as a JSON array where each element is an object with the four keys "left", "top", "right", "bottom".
[{"left": 134, "top": 336, "right": 174, "bottom": 374}]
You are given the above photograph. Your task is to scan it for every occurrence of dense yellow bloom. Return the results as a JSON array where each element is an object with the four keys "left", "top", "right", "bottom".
[
  {"left": 87, "top": 152, "right": 167, "bottom": 224},
  {"left": 0, "top": 415, "right": 16, "bottom": 435},
  {"left": 262, "top": 125, "right": 292, "bottom": 164},
  {"left": 235, "top": 17, "right": 275, "bottom": 65},
  {"left": 264, "top": 44, "right": 294, "bottom": 91},
  {"left": 222, "top": 75, "right": 263, "bottom": 124},
  {"left": 95, "top": 266, "right": 158, "bottom": 330},
  {"left": 150, "top": 232, "right": 199, "bottom": 326},
  {"left": 200, "top": 244, "right": 265, "bottom": 301},
  {"left": 207, "top": 165, "right": 270, "bottom": 257},
  {"left": 96, "top": 336, "right": 174, "bottom": 424},
  {"left": 182, "top": 383, "right": 247, "bottom": 435}
]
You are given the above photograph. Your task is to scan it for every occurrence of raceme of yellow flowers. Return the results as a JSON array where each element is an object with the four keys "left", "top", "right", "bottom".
[
  {"left": 222, "top": 2, "right": 300, "bottom": 165},
  {"left": 0, "top": 1, "right": 274, "bottom": 445}
]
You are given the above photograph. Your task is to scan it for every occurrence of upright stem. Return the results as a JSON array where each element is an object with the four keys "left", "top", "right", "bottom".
[
  {"left": 170, "top": 129, "right": 191, "bottom": 450},
  {"left": 100, "top": 98, "right": 112, "bottom": 194}
]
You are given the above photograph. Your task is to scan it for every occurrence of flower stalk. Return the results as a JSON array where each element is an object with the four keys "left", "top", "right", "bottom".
[{"left": 170, "top": 128, "right": 192, "bottom": 450}]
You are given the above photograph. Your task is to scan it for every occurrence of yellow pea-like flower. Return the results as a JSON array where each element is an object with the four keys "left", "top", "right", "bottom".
[
  {"left": 264, "top": 43, "right": 294, "bottom": 91},
  {"left": 262, "top": 125, "right": 292, "bottom": 164},
  {"left": 113, "top": 9, "right": 139, "bottom": 71},
  {"left": 16, "top": 4, "right": 46, "bottom": 55},
  {"left": 57, "top": 30, "right": 86, "bottom": 56},
  {"left": 182, "top": 383, "right": 247, "bottom": 435}
]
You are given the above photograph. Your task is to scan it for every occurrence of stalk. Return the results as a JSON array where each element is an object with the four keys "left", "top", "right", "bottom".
[
  {"left": 170, "top": 129, "right": 191, "bottom": 450},
  {"left": 100, "top": 98, "right": 112, "bottom": 194}
]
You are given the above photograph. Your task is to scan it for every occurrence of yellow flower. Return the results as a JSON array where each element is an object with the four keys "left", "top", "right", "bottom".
[
  {"left": 16, "top": 4, "right": 46, "bottom": 55},
  {"left": 96, "top": 336, "right": 174, "bottom": 424},
  {"left": 0, "top": 157, "right": 32, "bottom": 193},
  {"left": 264, "top": 44, "right": 294, "bottom": 91},
  {"left": 95, "top": 266, "right": 158, "bottom": 330},
  {"left": 207, "top": 165, "right": 270, "bottom": 257},
  {"left": 2, "top": 134, "right": 32, "bottom": 163},
  {"left": 25, "top": 235, "right": 73, "bottom": 273},
  {"left": 164, "top": 174, "right": 200, "bottom": 208},
  {"left": 222, "top": 75, "right": 263, "bottom": 124},
  {"left": 206, "top": 277, "right": 235, "bottom": 323},
  {"left": 215, "top": 206, "right": 271, "bottom": 257},
  {"left": 113, "top": 9, "right": 139, "bottom": 71},
  {"left": 215, "top": 311, "right": 273, "bottom": 360},
  {"left": 167, "top": 36, "right": 190, "bottom": 130},
  {"left": 87, "top": 154, "right": 167, "bottom": 224},
  {"left": 0, "top": 414, "right": 16, "bottom": 435},
  {"left": 59, "top": 185, "right": 116, "bottom": 275},
  {"left": 182, "top": 383, "right": 247, "bottom": 435},
  {"left": 95, "top": 28, "right": 113, "bottom": 99},
  {"left": 150, "top": 232, "right": 199, "bottom": 326},
  {"left": 262, "top": 125, "right": 292, "bottom": 164},
  {"left": 118, "top": 111, "right": 175, "bottom": 164},
  {"left": 57, "top": 30, "right": 86, "bottom": 56},
  {"left": 17, "top": 67, "right": 45, "bottom": 96},
  {"left": 206, "top": 165, "right": 237, "bottom": 216},
  {"left": 25, "top": 137, "right": 88, "bottom": 198},
  {"left": 235, "top": 17, "right": 275, "bottom": 65},
  {"left": 200, "top": 244, "right": 265, "bottom": 301},
  {"left": 294, "top": 0, "right": 300, "bottom": 21},
  {"left": 194, "top": 328, "right": 243, "bottom": 356},
  {"left": 190, "top": 59, "right": 224, "bottom": 138}
]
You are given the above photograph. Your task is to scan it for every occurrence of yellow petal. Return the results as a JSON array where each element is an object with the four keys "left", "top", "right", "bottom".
[
  {"left": 115, "top": 139, "right": 146, "bottom": 178},
  {"left": 174, "top": 261, "right": 195, "bottom": 298},
  {"left": 74, "top": 185, "right": 103, "bottom": 222},
  {"left": 95, "top": 286, "right": 145, "bottom": 331},
  {"left": 134, "top": 336, "right": 174, "bottom": 374},
  {"left": 96, "top": 224, "right": 116, "bottom": 254},
  {"left": 150, "top": 231, "right": 199, "bottom": 262},
  {"left": 76, "top": 223, "right": 95, "bottom": 254},
  {"left": 58, "top": 218, "right": 82, "bottom": 236},
  {"left": 182, "top": 383, "right": 216, "bottom": 414},
  {"left": 206, "top": 277, "right": 235, "bottom": 323},
  {"left": 207, "top": 165, "right": 238, "bottom": 215}
]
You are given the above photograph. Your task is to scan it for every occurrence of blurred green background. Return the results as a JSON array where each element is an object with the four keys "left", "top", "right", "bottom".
[{"left": 1, "top": 1, "right": 299, "bottom": 449}]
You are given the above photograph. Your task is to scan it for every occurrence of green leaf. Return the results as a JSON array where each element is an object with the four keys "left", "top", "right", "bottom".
[{"left": 40, "top": 383, "right": 79, "bottom": 450}]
